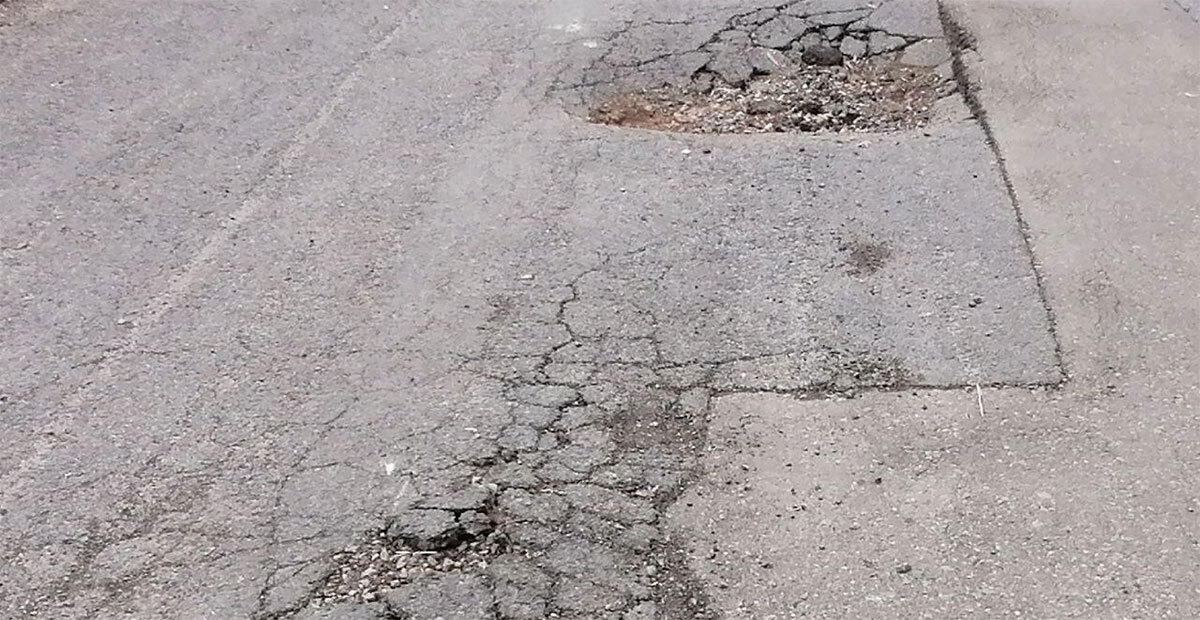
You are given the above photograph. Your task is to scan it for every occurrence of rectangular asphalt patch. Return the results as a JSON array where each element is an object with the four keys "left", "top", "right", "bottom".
[{"left": 545, "top": 117, "right": 1062, "bottom": 389}]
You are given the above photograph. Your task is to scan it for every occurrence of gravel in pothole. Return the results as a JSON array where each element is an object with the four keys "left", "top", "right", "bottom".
[
  {"left": 310, "top": 528, "right": 506, "bottom": 606},
  {"left": 588, "top": 60, "right": 947, "bottom": 134}
]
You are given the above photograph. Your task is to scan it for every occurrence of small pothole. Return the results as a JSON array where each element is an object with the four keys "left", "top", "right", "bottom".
[
  {"left": 308, "top": 494, "right": 507, "bottom": 607},
  {"left": 588, "top": 59, "right": 948, "bottom": 134},
  {"left": 567, "top": 0, "right": 960, "bottom": 134},
  {"left": 310, "top": 527, "right": 506, "bottom": 607}
]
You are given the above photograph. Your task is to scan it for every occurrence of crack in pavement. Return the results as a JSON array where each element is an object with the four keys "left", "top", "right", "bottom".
[
  {"left": 1, "top": 0, "right": 1070, "bottom": 617},
  {"left": 552, "top": 0, "right": 952, "bottom": 100}
]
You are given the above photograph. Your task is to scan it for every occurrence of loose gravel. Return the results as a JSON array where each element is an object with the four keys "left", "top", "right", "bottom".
[
  {"left": 309, "top": 529, "right": 506, "bottom": 606},
  {"left": 588, "top": 61, "right": 948, "bottom": 134}
]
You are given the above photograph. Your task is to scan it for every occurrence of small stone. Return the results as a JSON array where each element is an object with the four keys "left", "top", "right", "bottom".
[
  {"left": 897, "top": 563, "right": 913, "bottom": 574},
  {"left": 801, "top": 44, "right": 843, "bottom": 66}
]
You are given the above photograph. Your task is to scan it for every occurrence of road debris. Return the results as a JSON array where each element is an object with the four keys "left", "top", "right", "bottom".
[{"left": 589, "top": 61, "right": 946, "bottom": 134}]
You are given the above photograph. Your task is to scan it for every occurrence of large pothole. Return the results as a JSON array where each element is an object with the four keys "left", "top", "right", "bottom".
[{"left": 566, "top": 0, "right": 959, "bottom": 133}]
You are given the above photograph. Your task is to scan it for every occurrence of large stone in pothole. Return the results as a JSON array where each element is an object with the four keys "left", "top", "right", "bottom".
[
  {"left": 747, "top": 47, "right": 794, "bottom": 76},
  {"left": 706, "top": 47, "right": 753, "bottom": 86},
  {"left": 801, "top": 44, "right": 844, "bottom": 66},
  {"left": 385, "top": 508, "right": 462, "bottom": 550}
]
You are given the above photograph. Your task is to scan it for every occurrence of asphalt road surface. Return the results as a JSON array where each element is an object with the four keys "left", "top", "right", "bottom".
[{"left": 1, "top": 0, "right": 1196, "bottom": 618}]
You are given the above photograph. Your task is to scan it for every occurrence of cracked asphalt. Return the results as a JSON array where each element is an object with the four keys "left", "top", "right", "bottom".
[{"left": 1, "top": 0, "right": 1196, "bottom": 619}]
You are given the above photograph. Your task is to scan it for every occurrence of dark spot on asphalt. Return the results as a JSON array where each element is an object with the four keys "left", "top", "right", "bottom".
[
  {"left": 610, "top": 388, "right": 706, "bottom": 457},
  {"left": 656, "top": 543, "right": 721, "bottom": 620},
  {"left": 841, "top": 237, "right": 891, "bottom": 276}
]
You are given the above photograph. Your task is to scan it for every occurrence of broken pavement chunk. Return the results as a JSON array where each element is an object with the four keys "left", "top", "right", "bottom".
[
  {"left": 706, "top": 48, "right": 753, "bottom": 86},
  {"left": 801, "top": 44, "right": 844, "bottom": 66},
  {"left": 747, "top": 47, "right": 795, "bottom": 76},
  {"left": 386, "top": 508, "right": 463, "bottom": 550}
]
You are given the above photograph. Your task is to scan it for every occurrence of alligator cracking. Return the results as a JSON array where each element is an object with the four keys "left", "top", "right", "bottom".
[
  {"left": 257, "top": 239, "right": 938, "bottom": 620},
  {"left": 260, "top": 2, "right": 1002, "bottom": 619},
  {"left": 556, "top": 0, "right": 958, "bottom": 134}
]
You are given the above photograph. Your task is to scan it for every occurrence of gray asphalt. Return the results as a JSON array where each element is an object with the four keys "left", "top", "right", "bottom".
[
  {"left": 674, "top": 0, "right": 1200, "bottom": 618},
  {"left": 0, "top": 0, "right": 1194, "bottom": 618}
]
